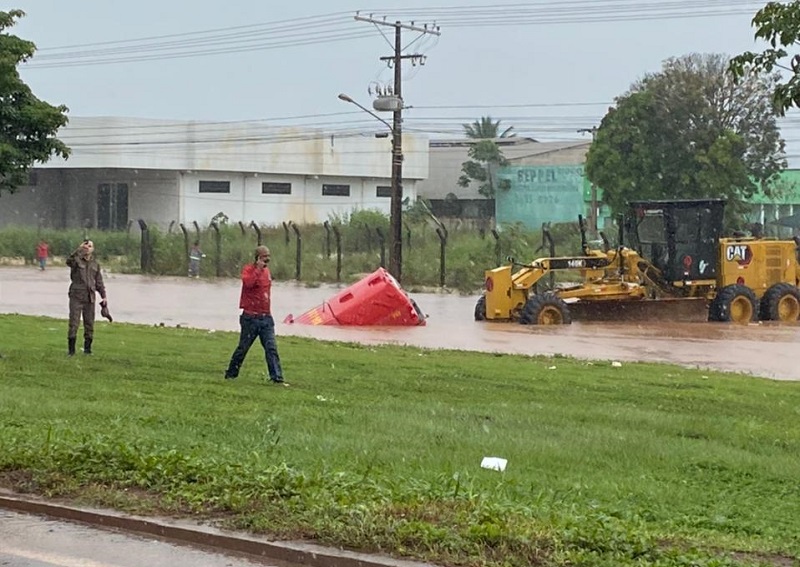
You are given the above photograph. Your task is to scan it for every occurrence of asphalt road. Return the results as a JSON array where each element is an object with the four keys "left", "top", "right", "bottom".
[{"left": 0, "top": 509, "right": 282, "bottom": 567}]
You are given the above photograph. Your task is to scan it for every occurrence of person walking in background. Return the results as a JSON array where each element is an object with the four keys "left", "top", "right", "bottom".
[
  {"left": 188, "top": 240, "right": 205, "bottom": 278},
  {"left": 66, "top": 240, "right": 107, "bottom": 356},
  {"left": 36, "top": 239, "right": 49, "bottom": 270},
  {"left": 224, "top": 245, "right": 287, "bottom": 385}
]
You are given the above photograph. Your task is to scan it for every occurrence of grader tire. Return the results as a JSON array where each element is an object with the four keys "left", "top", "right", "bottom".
[
  {"left": 708, "top": 284, "right": 757, "bottom": 323},
  {"left": 519, "top": 293, "right": 572, "bottom": 325},
  {"left": 759, "top": 283, "right": 800, "bottom": 322},
  {"left": 474, "top": 296, "right": 487, "bottom": 321}
]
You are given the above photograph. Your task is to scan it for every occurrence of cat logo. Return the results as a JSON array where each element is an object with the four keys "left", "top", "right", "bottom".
[{"left": 725, "top": 244, "right": 752, "bottom": 266}]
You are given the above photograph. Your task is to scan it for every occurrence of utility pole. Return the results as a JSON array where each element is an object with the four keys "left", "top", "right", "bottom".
[
  {"left": 578, "top": 126, "right": 599, "bottom": 236},
  {"left": 355, "top": 14, "right": 440, "bottom": 283}
]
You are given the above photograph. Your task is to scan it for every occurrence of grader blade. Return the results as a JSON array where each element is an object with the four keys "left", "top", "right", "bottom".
[{"left": 567, "top": 297, "right": 709, "bottom": 323}]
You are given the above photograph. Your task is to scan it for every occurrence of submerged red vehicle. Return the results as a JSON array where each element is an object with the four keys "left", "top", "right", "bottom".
[{"left": 284, "top": 268, "right": 427, "bottom": 326}]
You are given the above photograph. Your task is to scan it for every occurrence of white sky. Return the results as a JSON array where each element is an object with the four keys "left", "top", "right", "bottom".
[{"left": 11, "top": 0, "right": 800, "bottom": 163}]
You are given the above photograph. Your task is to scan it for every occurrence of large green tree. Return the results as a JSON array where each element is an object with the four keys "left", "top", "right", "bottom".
[
  {"left": 0, "top": 9, "right": 69, "bottom": 195},
  {"left": 585, "top": 53, "right": 785, "bottom": 220},
  {"left": 729, "top": 1, "right": 800, "bottom": 115},
  {"left": 458, "top": 117, "right": 514, "bottom": 198}
]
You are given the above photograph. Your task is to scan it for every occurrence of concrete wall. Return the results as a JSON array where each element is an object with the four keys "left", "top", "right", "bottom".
[
  {"left": 179, "top": 171, "right": 416, "bottom": 226},
  {"left": 0, "top": 116, "right": 428, "bottom": 230},
  {"left": 39, "top": 117, "right": 429, "bottom": 181},
  {"left": 496, "top": 165, "right": 587, "bottom": 228},
  {"left": 0, "top": 170, "right": 65, "bottom": 228},
  {"left": 0, "top": 169, "right": 178, "bottom": 230},
  {"left": 417, "top": 140, "right": 591, "bottom": 201}
]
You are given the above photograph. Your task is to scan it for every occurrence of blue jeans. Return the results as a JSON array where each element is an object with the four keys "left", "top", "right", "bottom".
[{"left": 225, "top": 314, "right": 284, "bottom": 381}]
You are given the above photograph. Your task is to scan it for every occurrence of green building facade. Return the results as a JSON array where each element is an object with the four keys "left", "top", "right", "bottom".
[
  {"left": 495, "top": 164, "right": 608, "bottom": 229},
  {"left": 495, "top": 164, "right": 800, "bottom": 235}
]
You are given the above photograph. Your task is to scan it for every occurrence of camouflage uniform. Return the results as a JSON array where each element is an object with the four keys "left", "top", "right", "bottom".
[{"left": 66, "top": 245, "right": 106, "bottom": 355}]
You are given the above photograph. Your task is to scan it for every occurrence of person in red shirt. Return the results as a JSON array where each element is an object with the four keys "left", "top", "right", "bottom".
[
  {"left": 224, "top": 245, "right": 287, "bottom": 385},
  {"left": 36, "top": 240, "right": 49, "bottom": 270}
]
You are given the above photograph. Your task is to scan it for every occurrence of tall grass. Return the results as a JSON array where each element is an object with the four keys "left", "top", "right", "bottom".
[
  {"left": 0, "top": 212, "right": 587, "bottom": 291},
  {"left": 1, "top": 314, "right": 798, "bottom": 566}
]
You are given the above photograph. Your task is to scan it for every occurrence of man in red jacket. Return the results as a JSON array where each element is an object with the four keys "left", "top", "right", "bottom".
[{"left": 224, "top": 245, "right": 287, "bottom": 385}]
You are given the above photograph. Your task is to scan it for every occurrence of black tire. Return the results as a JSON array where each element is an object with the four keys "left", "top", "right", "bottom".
[
  {"left": 474, "top": 296, "right": 486, "bottom": 321},
  {"left": 759, "top": 283, "right": 800, "bottom": 322},
  {"left": 519, "top": 293, "right": 572, "bottom": 325},
  {"left": 708, "top": 284, "right": 757, "bottom": 323}
]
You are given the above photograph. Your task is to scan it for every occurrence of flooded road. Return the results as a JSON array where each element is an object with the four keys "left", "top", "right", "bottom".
[{"left": 1, "top": 267, "right": 797, "bottom": 380}]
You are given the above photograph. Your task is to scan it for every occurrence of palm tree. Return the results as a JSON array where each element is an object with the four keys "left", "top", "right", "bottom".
[{"left": 462, "top": 116, "right": 515, "bottom": 139}]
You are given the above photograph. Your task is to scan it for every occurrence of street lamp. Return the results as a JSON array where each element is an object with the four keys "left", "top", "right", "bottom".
[{"left": 338, "top": 92, "right": 404, "bottom": 283}]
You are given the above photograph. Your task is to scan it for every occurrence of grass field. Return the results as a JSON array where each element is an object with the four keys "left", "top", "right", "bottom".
[{"left": 1, "top": 314, "right": 799, "bottom": 566}]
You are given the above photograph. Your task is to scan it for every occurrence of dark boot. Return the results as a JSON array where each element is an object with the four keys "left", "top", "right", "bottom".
[
  {"left": 68, "top": 337, "right": 76, "bottom": 356},
  {"left": 83, "top": 338, "right": 93, "bottom": 355}
]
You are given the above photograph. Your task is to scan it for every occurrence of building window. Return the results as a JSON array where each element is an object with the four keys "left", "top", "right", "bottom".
[
  {"left": 376, "top": 185, "right": 392, "bottom": 198},
  {"left": 199, "top": 180, "right": 230, "bottom": 193},
  {"left": 262, "top": 182, "right": 292, "bottom": 195},
  {"left": 97, "top": 183, "right": 129, "bottom": 231},
  {"left": 322, "top": 184, "right": 350, "bottom": 197}
]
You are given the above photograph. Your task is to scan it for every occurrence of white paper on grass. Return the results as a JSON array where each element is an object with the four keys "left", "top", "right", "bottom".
[{"left": 481, "top": 457, "right": 508, "bottom": 472}]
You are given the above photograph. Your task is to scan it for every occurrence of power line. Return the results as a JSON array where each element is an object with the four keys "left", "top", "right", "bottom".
[
  {"left": 23, "top": 0, "right": 762, "bottom": 69},
  {"left": 36, "top": 12, "right": 353, "bottom": 52},
  {"left": 33, "top": 19, "right": 359, "bottom": 62},
  {"left": 25, "top": 31, "right": 379, "bottom": 69}
]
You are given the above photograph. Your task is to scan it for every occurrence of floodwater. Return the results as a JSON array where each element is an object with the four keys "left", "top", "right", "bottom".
[{"left": 1, "top": 266, "right": 798, "bottom": 380}]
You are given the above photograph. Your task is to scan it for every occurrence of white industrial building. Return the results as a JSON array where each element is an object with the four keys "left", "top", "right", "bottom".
[{"left": 0, "top": 116, "right": 429, "bottom": 230}]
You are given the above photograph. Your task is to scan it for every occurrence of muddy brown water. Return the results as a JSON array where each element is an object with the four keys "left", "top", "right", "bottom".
[{"left": 1, "top": 267, "right": 798, "bottom": 380}]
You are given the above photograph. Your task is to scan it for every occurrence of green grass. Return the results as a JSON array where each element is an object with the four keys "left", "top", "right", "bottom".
[{"left": 1, "top": 314, "right": 799, "bottom": 566}]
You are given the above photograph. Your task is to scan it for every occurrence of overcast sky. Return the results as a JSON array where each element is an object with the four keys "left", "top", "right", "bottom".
[{"left": 11, "top": 0, "right": 800, "bottom": 162}]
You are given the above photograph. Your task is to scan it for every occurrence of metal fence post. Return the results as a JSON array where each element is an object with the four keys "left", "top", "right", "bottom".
[
  {"left": 137, "top": 219, "right": 152, "bottom": 273},
  {"left": 250, "top": 221, "right": 262, "bottom": 245},
  {"left": 210, "top": 221, "right": 221, "bottom": 277},
  {"left": 332, "top": 224, "right": 342, "bottom": 282},
  {"left": 491, "top": 229, "right": 501, "bottom": 266},
  {"left": 282, "top": 221, "right": 290, "bottom": 246},
  {"left": 289, "top": 221, "right": 302, "bottom": 280},
  {"left": 375, "top": 227, "right": 386, "bottom": 268},
  {"left": 323, "top": 220, "right": 332, "bottom": 259},
  {"left": 179, "top": 223, "right": 189, "bottom": 275},
  {"left": 436, "top": 226, "right": 448, "bottom": 287},
  {"left": 363, "top": 222, "right": 372, "bottom": 252}
]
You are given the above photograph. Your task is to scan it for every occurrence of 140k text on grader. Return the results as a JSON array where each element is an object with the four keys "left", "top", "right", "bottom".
[{"left": 475, "top": 199, "right": 800, "bottom": 325}]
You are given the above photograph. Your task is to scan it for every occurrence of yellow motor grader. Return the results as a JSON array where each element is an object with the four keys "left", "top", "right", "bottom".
[{"left": 475, "top": 199, "right": 800, "bottom": 325}]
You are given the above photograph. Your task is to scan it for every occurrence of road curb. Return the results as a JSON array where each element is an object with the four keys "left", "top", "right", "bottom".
[{"left": 0, "top": 491, "right": 433, "bottom": 567}]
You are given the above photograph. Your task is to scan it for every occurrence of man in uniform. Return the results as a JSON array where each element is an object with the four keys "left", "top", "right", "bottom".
[{"left": 66, "top": 240, "right": 108, "bottom": 356}]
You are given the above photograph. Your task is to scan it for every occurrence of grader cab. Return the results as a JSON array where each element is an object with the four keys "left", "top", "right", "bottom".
[{"left": 475, "top": 199, "right": 800, "bottom": 325}]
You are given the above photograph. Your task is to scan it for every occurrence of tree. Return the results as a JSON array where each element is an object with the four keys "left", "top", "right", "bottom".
[
  {"left": 463, "top": 116, "right": 515, "bottom": 139},
  {"left": 458, "top": 117, "right": 515, "bottom": 198},
  {"left": 585, "top": 53, "right": 786, "bottom": 221},
  {"left": 0, "top": 10, "right": 69, "bottom": 195},
  {"left": 729, "top": 1, "right": 800, "bottom": 115},
  {"left": 458, "top": 140, "right": 511, "bottom": 198}
]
